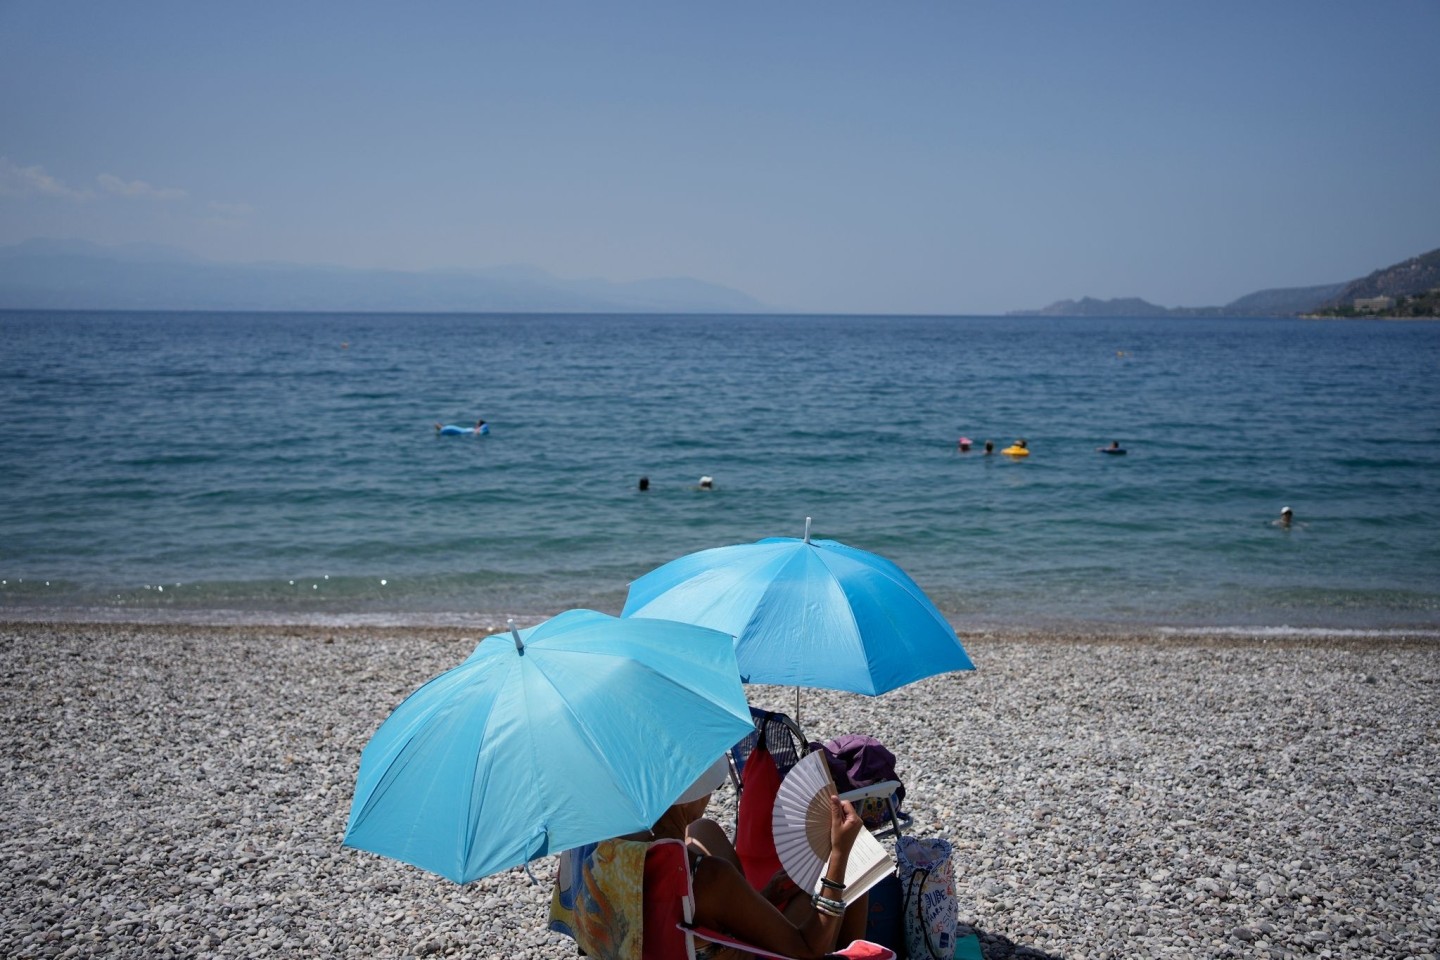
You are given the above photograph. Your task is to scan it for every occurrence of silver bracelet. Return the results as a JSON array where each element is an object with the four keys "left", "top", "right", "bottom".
[{"left": 812, "top": 893, "right": 846, "bottom": 916}]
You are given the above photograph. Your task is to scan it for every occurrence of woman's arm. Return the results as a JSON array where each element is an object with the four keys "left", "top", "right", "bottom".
[{"left": 690, "top": 796, "right": 863, "bottom": 960}]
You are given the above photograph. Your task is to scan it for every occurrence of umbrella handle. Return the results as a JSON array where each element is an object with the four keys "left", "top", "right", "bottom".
[{"left": 804, "top": 517, "right": 812, "bottom": 543}]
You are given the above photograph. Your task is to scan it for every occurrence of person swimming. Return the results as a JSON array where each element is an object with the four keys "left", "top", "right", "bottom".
[
  {"left": 1098, "top": 440, "right": 1126, "bottom": 455},
  {"left": 435, "top": 419, "right": 488, "bottom": 436}
]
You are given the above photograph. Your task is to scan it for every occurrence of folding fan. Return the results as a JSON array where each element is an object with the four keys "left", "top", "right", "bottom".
[{"left": 771, "top": 751, "right": 894, "bottom": 899}]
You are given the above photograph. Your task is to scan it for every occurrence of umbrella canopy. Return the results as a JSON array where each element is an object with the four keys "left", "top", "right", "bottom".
[
  {"left": 343, "top": 609, "right": 753, "bottom": 884},
  {"left": 622, "top": 519, "right": 974, "bottom": 696}
]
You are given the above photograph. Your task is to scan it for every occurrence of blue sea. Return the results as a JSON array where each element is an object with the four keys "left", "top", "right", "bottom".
[{"left": 2, "top": 310, "right": 1438, "bottom": 635}]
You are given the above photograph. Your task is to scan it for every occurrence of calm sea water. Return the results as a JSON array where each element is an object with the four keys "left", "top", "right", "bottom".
[{"left": 2, "top": 310, "right": 1438, "bottom": 634}]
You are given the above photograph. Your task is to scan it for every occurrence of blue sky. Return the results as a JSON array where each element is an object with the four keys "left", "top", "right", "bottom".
[{"left": 2, "top": 1, "right": 1437, "bottom": 314}]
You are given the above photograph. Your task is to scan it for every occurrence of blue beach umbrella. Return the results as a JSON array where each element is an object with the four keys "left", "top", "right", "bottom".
[
  {"left": 343, "top": 609, "right": 753, "bottom": 884},
  {"left": 622, "top": 519, "right": 974, "bottom": 696}
]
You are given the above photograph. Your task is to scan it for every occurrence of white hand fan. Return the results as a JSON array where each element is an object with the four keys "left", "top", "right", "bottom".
[
  {"left": 771, "top": 750, "right": 896, "bottom": 900},
  {"left": 770, "top": 750, "right": 836, "bottom": 895}
]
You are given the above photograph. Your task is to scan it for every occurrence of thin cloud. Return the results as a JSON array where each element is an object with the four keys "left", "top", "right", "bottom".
[
  {"left": 97, "top": 173, "right": 188, "bottom": 201},
  {"left": 0, "top": 156, "right": 89, "bottom": 200},
  {"left": 207, "top": 200, "right": 253, "bottom": 218},
  {"left": 203, "top": 199, "right": 255, "bottom": 227}
]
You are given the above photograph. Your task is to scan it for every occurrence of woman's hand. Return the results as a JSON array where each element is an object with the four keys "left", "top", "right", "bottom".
[{"left": 828, "top": 794, "right": 863, "bottom": 857}]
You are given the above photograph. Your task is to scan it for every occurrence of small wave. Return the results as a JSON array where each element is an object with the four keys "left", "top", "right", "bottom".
[
  {"left": 1157, "top": 625, "right": 1440, "bottom": 640},
  {"left": 0, "top": 605, "right": 507, "bottom": 630},
  {"left": 1334, "top": 457, "right": 1426, "bottom": 470}
]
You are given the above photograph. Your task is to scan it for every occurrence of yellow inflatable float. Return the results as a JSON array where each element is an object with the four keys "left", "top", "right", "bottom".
[{"left": 1002, "top": 440, "right": 1030, "bottom": 457}]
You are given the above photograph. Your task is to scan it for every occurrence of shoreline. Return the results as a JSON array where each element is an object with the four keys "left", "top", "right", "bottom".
[
  {"left": 3, "top": 620, "right": 1437, "bottom": 958},
  {"left": 4, "top": 604, "right": 1439, "bottom": 646}
]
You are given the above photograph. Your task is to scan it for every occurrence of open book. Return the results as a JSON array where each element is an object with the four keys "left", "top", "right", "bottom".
[{"left": 771, "top": 750, "right": 894, "bottom": 900}]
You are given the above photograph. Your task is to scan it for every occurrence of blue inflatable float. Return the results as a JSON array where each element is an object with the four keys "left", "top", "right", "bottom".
[{"left": 436, "top": 422, "right": 490, "bottom": 436}]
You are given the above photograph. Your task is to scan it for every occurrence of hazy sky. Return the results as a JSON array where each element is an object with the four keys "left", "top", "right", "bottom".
[{"left": 2, "top": 2, "right": 1437, "bottom": 314}]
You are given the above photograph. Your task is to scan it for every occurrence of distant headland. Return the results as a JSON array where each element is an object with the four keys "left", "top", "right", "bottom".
[
  {"left": 1010, "top": 246, "right": 1440, "bottom": 319},
  {"left": 0, "top": 238, "right": 766, "bottom": 314}
]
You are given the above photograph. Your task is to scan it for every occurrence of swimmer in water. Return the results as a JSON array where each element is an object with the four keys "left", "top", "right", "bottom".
[{"left": 435, "top": 418, "right": 487, "bottom": 435}]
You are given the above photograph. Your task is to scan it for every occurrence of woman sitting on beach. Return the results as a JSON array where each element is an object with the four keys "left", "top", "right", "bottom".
[{"left": 552, "top": 757, "right": 873, "bottom": 959}]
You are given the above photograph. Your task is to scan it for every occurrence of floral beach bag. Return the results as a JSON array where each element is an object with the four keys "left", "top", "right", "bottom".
[{"left": 896, "top": 835, "right": 957, "bottom": 960}]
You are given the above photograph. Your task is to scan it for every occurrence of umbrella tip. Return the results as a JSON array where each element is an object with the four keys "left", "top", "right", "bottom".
[
  {"left": 804, "top": 516, "right": 812, "bottom": 543},
  {"left": 508, "top": 618, "right": 524, "bottom": 654}
]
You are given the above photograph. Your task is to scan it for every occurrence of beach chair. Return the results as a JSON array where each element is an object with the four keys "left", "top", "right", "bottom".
[
  {"left": 551, "top": 838, "right": 894, "bottom": 960},
  {"left": 837, "top": 779, "right": 909, "bottom": 839},
  {"left": 731, "top": 708, "right": 811, "bottom": 889},
  {"left": 731, "top": 710, "right": 908, "bottom": 872},
  {"left": 737, "top": 713, "right": 904, "bottom": 840},
  {"left": 730, "top": 707, "right": 810, "bottom": 786}
]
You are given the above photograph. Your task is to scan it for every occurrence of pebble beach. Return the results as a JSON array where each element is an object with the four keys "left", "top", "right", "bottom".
[{"left": 2, "top": 620, "right": 1436, "bottom": 960}]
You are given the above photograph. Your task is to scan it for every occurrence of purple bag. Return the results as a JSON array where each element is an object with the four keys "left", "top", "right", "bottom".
[{"left": 813, "top": 735, "right": 905, "bottom": 828}]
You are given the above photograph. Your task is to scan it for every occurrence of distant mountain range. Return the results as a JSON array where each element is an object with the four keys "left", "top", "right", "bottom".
[
  {"left": 7, "top": 237, "right": 1437, "bottom": 317},
  {"left": 1010, "top": 246, "right": 1440, "bottom": 317},
  {"left": 0, "top": 238, "right": 766, "bottom": 314}
]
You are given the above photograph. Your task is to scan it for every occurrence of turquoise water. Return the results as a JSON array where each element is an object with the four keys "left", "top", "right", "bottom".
[{"left": 2, "top": 310, "right": 1438, "bottom": 633}]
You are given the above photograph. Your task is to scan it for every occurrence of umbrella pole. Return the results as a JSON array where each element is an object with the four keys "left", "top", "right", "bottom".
[{"left": 798, "top": 517, "right": 809, "bottom": 727}]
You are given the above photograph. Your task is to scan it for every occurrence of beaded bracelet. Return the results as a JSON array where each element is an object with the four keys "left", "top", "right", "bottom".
[
  {"left": 812, "top": 893, "right": 847, "bottom": 917},
  {"left": 819, "top": 877, "right": 847, "bottom": 893}
]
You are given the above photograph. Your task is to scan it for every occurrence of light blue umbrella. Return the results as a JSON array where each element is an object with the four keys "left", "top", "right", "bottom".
[
  {"left": 622, "top": 519, "right": 974, "bottom": 696},
  {"left": 343, "top": 609, "right": 753, "bottom": 884}
]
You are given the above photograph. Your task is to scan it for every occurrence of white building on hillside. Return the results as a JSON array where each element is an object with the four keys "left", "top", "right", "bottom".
[{"left": 1354, "top": 296, "right": 1395, "bottom": 312}]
